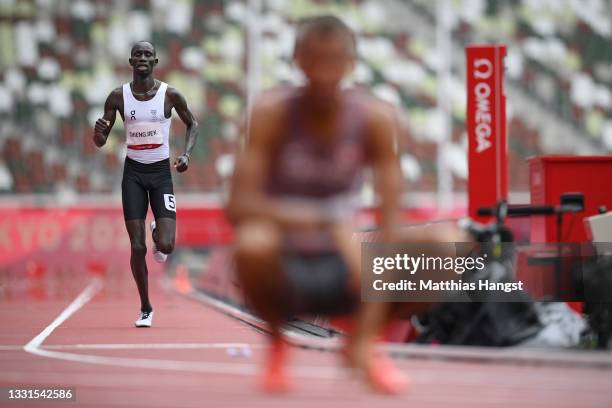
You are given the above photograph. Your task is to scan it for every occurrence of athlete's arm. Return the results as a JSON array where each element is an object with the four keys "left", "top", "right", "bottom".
[
  {"left": 167, "top": 87, "right": 198, "bottom": 173},
  {"left": 93, "top": 88, "right": 121, "bottom": 147},
  {"left": 226, "top": 94, "right": 334, "bottom": 229},
  {"left": 365, "top": 102, "right": 403, "bottom": 241}
]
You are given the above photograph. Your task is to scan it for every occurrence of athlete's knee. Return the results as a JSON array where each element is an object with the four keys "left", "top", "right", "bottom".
[
  {"left": 156, "top": 237, "right": 175, "bottom": 254},
  {"left": 235, "top": 221, "right": 280, "bottom": 260},
  {"left": 130, "top": 242, "right": 147, "bottom": 257}
]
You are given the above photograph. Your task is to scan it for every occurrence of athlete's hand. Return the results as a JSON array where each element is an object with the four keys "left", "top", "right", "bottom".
[
  {"left": 174, "top": 154, "right": 189, "bottom": 172},
  {"left": 93, "top": 118, "right": 110, "bottom": 147}
]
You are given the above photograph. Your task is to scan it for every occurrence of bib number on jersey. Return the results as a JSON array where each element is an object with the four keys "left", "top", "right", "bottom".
[
  {"left": 126, "top": 122, "right": 164, "bottom": 150},
  {"left": 164, "top": 194, "right": 176, "bottom": 212}
]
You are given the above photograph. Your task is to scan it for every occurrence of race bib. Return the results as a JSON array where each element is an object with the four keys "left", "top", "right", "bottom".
[
  {"left": 164, "top": 194, "right": 176, "bottom": 212},
  {"left": 126, "top": 122, "right": 163, "bottom": 150}
]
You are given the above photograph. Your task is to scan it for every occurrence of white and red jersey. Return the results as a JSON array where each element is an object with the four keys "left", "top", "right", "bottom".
[{"left": 122, "top": 81, "right": 171, "bottom": 164}]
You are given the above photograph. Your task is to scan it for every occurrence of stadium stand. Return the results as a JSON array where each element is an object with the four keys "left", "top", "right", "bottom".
[{"left": 0, "top": 0, "right": 609, "bottom": 196}]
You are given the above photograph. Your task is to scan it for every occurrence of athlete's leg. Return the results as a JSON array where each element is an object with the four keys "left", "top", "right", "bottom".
[
  {"left": 330, "top": 222, "right": 410, "bottom": 393},
  {"left": 149, "top": 174, "right": 176, "bottom": 256},
  {"left": 151, "top": 218, "right": 175, "bottom": 254},
  {"left": 125, "top": 219, "right": 152, "bottom": 313},
  {"left": 235, "top": 220, "right": 286, "bottom": 334},
  {"left": 122, "top": 165, "right": 152, "bottom": 313},
  {"left": 340, "top": 222, "right": 467, "bottom": 393},
  {"left": 234, "top": 220, "right": 291, "bottom": 392}
]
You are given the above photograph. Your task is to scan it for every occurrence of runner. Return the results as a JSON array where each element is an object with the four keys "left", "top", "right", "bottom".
[{"left": 93, "top": 41, "right": 198, "bottom": 328}]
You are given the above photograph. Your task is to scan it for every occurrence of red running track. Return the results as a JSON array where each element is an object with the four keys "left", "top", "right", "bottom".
[{"left": 1, "top": 270, "right": 611, "bottom": 408}]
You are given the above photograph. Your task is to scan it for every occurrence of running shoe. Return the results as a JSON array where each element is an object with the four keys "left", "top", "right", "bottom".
[
  {"left": 150, "top": 220, "right": 168, "bottom": 263},
  {"left": 134, "top": 310, "right": 154, "bottom": 328}
]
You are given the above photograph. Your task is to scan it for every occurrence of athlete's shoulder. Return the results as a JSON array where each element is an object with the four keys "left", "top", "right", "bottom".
[
  {"left": 246, "top": 87, "right": 295, "bottom": 147},
  {"left": 252, "top": 86, "right": 295, "bottom": 115},
  {"left": 164, "top": 83, "right": 180, "bottom": 97},
  {"left": 345, "top": 87, "right": 397, "bottom": 125},
  {"left": 109, "top": 86, "right": 123, "bottom": 97},
  {"left": 105, "top": 86, "right": 123, "bottom": 107},
  {"left": 165, "top": 83, "right": 192, "bottom": 106}
]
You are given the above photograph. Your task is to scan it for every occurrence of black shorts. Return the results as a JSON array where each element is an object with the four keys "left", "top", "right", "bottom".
[
  {"left": 122, "top": 157, "right": 176, "bottom": 221},
  {"left": 282, "top": 252, "right": 358, "bottom": 317}
]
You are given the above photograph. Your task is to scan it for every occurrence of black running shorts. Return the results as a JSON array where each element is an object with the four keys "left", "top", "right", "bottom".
[
  {"left": 282, "top": 252, "right": 358, "bottom": 317},
  {"left": 122, "top": 157, "right": 176, "bottom": 221}
]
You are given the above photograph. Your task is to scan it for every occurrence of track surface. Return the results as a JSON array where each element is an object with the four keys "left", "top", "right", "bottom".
[{"left": 1, "top": 270, "right": 611, "bottom": 408}]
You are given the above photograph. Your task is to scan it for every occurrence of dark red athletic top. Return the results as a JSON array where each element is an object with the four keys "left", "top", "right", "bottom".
[
  {"left": 265, "top": 89, "right": 369, "bottom": 253},
  {"left": 266, "top": 89, "right": 367, "bottom": 199}
]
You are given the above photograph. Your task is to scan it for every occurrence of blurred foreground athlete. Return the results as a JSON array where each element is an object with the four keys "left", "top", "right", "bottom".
[
  {"left": 93, "top": 41, "right": 198, "bottom": 327},
  {"left": 227, "top": 15, "right": 423, "bottom": 393}
]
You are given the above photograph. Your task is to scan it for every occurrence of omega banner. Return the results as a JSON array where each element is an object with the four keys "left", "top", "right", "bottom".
[{"left": 466, "top": 45, "right": 508, "bottom": 221}]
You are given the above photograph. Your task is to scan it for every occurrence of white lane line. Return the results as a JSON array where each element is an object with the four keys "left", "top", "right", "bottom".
[
  {"left": 0, "top": 345, "right": 24, "bottom": 351},
  {"left": 24, "top": 278, "right": 103, "bottom": 353},
  {"left": 21, "top": 277, "right": 345, "bottom": 380},
  {"left": 41, "top": 343, "right": 266, "bottom": 350},
  {"left": 17, "top": 346, "right": 347, "bottom": 379},
  {"left": 25, "top": 345, "right": 344, "bottom": 379}
]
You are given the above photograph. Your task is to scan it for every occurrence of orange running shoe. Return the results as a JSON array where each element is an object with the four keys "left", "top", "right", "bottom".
[
  {"left": 365, "top": 351, "right": 411, "bottom": 394},
  {"left": 259, "top": 337, "right": 291, "bottom": 393},
  {"left": 343, "top": 342, "right": 411, "bottom": 394}
]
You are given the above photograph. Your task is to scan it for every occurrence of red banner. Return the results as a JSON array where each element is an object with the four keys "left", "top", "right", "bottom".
[
  {"left": 0, "top": 204, "right": 461, "bottom": 273},
  {"left": 0, "top": 206, "right": 233, "bottom": 269},
  {"left": 466, "top": 45, "right": 508, "bottom": 221}
]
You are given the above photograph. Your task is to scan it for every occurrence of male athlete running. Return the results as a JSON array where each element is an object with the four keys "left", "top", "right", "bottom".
[
  {"left": 93, "top": 41, "right": 198, "bottom": 328},
  {"left": 227, "top": 16, "right": 420, "bottom": 393}
]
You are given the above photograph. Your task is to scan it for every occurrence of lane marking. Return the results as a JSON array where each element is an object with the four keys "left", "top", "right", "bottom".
[
  {"left": 24, "top": 278, "right": 103, "bottom": 352},
  {"left": 24, "top": 345, "right": 344, "bottom": 379},
  {"left": 42, "top": 343, "right": 266, "bottom": 350},
  {"left": 21, "top": 278, "right": 346, "bottom": 380},
  {"left": 0, "top": 345, "right": 24, "bottom": 351},
  {"left": 6, "top": 343, "right": 265, "bottom": 351}
]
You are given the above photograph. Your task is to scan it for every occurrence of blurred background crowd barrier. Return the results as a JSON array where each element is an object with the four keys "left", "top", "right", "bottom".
[{"left": 0, "top": 0, "right": 610, "bottom": 200}]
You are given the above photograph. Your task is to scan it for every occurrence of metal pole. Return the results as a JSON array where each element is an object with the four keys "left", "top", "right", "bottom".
[
  {"left": 436, "top": 0, "right": 453, "bottom": 213},
  {"left": 246, "top": 0, "right": 262, "bottom": 138}
]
